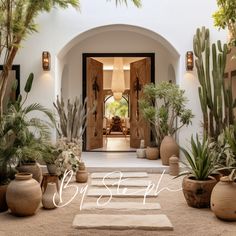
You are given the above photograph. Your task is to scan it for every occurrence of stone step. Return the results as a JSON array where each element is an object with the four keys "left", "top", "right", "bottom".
[
  {"left": 91, "top": 179, "right": 152, "bottom": 187},
  {"left": 82, "top": 202, "right": 161, "bottom": 210},
  {"left": 91, "top": 172, "right": 148, "bottom": 179},
  {"left": 72, "top": 214, "right": 173, "bottom": 230},
  {"left": 87, "top": 188, "right": 157, "bottom": 198}
]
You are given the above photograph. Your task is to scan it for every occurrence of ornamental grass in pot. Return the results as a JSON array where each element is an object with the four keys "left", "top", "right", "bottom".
[{"left": 177, "top": 135, "right": 218, "bottom": 208}]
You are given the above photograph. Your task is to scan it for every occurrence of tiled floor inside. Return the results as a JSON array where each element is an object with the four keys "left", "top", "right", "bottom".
[{"left": 94, "top": 135, "right": 135, "bottom": 151}]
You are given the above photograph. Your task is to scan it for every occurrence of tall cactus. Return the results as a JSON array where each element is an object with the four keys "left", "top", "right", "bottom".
[{"left": 194, "top": 26, "right": 236, "bottom": 140}]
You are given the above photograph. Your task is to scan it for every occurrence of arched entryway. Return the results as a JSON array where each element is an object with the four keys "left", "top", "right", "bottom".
[{"left": 56, "top": 24, "right": 180, "bottom": 151}]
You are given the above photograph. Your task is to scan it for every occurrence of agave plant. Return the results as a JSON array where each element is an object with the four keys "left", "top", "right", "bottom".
[{"left": 178, "top": 135, "right": 218, "bottom": 180}]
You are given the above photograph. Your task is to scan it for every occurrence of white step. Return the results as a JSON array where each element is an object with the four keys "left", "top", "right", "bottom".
[
  {"left": 72, "top": 214, "right": 173, "bottom": 230},
  {"left": 91, "top": 172, "right": 148, "bottom": 179},
  {"left": 87, "top": 187, "right": 157, "bottom": 198},
  {"left": 82, "top": 202, "right": 161, "bottom": 210},
  {"left": 91, "top": 179, "right": 152, "bottom": 187}
]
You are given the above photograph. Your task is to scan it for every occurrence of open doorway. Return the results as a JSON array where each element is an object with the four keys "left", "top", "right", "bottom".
[{"left": 83, "top": 53, "right": 155, "bottom": 151}]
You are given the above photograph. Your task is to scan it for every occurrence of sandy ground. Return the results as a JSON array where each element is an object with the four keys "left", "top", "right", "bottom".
[{"left": 0, "top": 174, "right": 235, "bottom": 236}]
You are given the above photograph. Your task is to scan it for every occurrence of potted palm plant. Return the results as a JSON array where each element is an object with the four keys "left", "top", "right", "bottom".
[
  {"left": 177, "top": 135, "right": 218, "bottom": 208},
  {"left": 6, "top": 73, "right": 55, "bottom": 183},
  {"left": 139, "top": 82, "right": 193, "bottom": 164},
  {"left": 0, "top": 116, "right": 17, "bottom": 212}
]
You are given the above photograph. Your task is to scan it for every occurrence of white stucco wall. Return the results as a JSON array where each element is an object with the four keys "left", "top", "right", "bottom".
[
  {"left": 13, "top": 0, "right": 227, "bottom": 147},
  {"left": 61, "top": 30, "right": 174, "bottom": 101}
]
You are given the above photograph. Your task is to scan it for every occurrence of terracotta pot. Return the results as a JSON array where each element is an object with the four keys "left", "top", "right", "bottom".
[
  {"left": 136, "top": 149, "right": 146, "bottom": 158},
  {"left": 6, "top": 173, "right": 42, "bottom": 216},
  {"left": 160, "top": 136, "right": 179, "bottom": 165},
  {"left": 16, "top": 162, "right": 42, "bottom": 184},
  {"left": 210, "top": 173, "right": 222, "bottom": 182},
  {"left": 182, "top": 175, "right": 217, "bottom": 208},
  {"left": 76, "top": 163, "right": 88, "bottom": 183},
  {"left": 0, "top": 185, "right": 8, "bottom": 212},
  {"left": 47, "top": 164, "right": 57, "bottom": 175},
  {"left": 211, "top": 176, "right": 236, "bottom": 221},
  {"left": 42, "top": 183, "right": 60, "bottom": 209},
  {"left": 146, "top": 146, "right": 159, "bottom": 160}
]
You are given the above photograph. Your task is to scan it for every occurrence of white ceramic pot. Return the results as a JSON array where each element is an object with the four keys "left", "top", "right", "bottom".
[{"left": 42, "top": 183, "right": 60, "bottom": 209}]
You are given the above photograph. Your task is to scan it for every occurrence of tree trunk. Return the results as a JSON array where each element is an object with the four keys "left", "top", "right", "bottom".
[{"left": 0, "top": 46, "right": 19, "bottom": 116}]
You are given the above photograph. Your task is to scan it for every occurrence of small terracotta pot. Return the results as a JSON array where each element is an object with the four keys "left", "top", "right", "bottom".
[
  {"left": 16, "top": 162, "right": 42, "bottom": 184},
  {"left": 0, "top": 185, "right": 8, "bottom": 212},
  {"left": 211, "top": 176, "right": 236, "bottom": 221},
  {"left": 76, "top": 163, "right": 88, "bottom": 183},
  {"left": 146, "top": 147, "right": 159, "bottom": 160},
  {"left": 182, "top": 175, "right": 217, "bottom": 208},
  {"left": 160, "top": 136, "right": 179, "bottom": 165},
  {"left": 6, "top": 173, "right": 42, "bottom": 216},
  {"left": 42, "top": 183, "right": 60, "bottom": 209}
]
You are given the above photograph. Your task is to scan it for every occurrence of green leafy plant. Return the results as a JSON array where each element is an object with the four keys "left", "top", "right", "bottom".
[
  {"left": 213, "top": 0, "right": 236, "bottom": 47},
  {"left": 3, "top": 73, "right": 55, "bottom": 165},
  {"left": 178, "top": 135, "right": 218, "bottom": 180},
  {"left": 139, "top": 82, "right": 193, "bottom": 147}
]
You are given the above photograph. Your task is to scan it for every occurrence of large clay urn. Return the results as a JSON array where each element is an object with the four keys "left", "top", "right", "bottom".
[
  {"left": 146, "top": 146, "right": 159, "bottom": 160},
  {"left": 0, "top": 185, "right": 8, "bottom": 212},
  {"left": 76, "top": 162, "right": 88, "bottom": 183},
  {"left": 211, "top": 176, "right": 236, "bottom": 221},
  {"left": 160, "top": 136, "right": 179, "bottom": 165},
  {"left": 182, "top": 175, "right": 217, "bottom": 208},
  {"left": 42, "top": 183, "right": 60, "bottom": 209},
  {"left": 6, "top": 173, "right": 42, "bottom": 216},
  {"left": 16, "top": 162, "right": 42, "bottom": 184}
]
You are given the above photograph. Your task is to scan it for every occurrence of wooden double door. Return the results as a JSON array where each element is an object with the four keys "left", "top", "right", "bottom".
[{"left": 86, "top": 57, "right": 151, "bottom": 150}]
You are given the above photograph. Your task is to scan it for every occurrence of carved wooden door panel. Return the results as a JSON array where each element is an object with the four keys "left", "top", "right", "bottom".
[
  {"left": 130, "top": 58, "right": 151, "bottom": 148},
  {"left": 86, "top": 58, "right": 103, "bottom": 150}
]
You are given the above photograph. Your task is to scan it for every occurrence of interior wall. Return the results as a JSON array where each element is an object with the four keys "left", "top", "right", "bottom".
[{"left": 61, "top": 30, "right": 175, "bottom": 101}]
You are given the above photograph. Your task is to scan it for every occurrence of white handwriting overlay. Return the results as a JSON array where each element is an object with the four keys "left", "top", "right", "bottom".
[{"left": 53, "top": 170, "right": 182, "bottom": 209}]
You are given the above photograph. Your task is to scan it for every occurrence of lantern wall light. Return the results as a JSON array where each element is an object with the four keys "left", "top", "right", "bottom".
[
  {"left": 186, "top": 51, "right": 194, "bottom": 71},
  {"left": 42, "top": 51, "right": 51, "bottom": 71}
]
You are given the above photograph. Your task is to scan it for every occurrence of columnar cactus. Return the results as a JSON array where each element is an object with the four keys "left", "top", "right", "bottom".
[{"left": 193, "top": 27, "right": 236, "bottom": 139}]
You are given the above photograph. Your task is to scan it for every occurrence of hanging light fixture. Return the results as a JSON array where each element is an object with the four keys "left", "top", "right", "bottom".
[{"left": 111, "top": 58, "right": 125, "bottom": 101}]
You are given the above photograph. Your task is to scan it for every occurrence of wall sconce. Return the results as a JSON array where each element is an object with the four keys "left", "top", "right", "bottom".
[
  {"left": 186, "top": 51, "right": 194, "bottom": 71},
  {"left": 42, "top": 51, "right": 50, "bottom": 71}
]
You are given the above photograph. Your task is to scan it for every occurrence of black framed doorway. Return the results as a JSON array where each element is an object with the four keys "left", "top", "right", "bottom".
[{"left": 82, "top": 53, "right": 155, "bottom": 151}]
